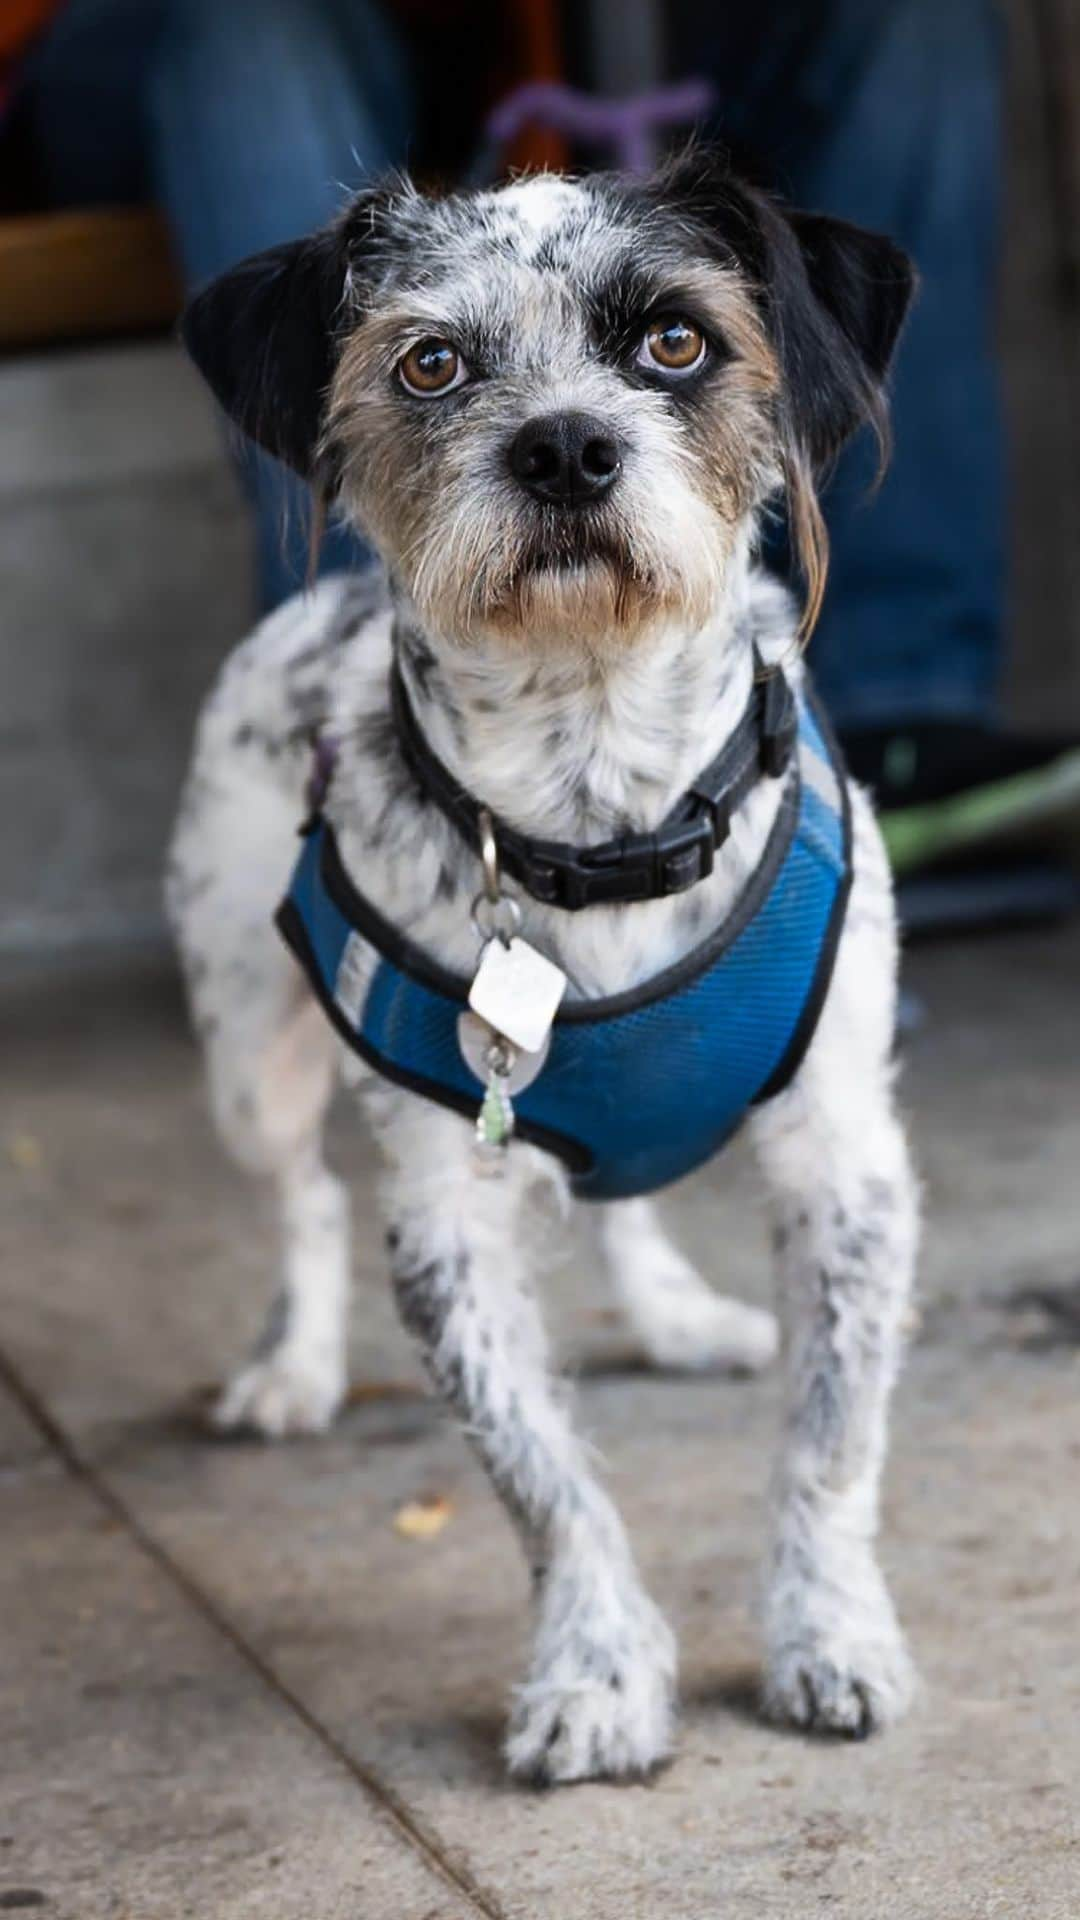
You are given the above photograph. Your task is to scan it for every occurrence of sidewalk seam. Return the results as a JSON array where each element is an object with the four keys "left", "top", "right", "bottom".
[{"left": 0, "top": 1343, "right": 509, "bottom": 1920}]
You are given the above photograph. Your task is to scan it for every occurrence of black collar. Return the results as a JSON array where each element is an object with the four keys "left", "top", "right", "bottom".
[{"left": 390, "top": 653, "right": 797, "bottom": 912}]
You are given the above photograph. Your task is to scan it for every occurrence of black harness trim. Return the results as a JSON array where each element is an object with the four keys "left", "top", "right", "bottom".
[
  {"left": 287, "top": 763, "right": 802, "bottom": 1026},
  {"left": 276, "top": 895, "right": 595, "bottom": 1174},
  {"left": 278, "top": 682, "right": 852, "bottom": 1193}
]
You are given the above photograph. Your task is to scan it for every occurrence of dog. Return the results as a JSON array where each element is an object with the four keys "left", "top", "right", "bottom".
[{"left": 167, "top": 147, "right": 919, "bottom": 1784}]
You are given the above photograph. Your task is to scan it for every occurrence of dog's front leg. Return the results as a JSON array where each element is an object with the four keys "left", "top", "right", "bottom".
[
  {"left": 750, "top": 1033, "right": 919, "bottom": 1738},
  {"left": 374, "top": 1094, "right": 676, "bottom": 1783}
]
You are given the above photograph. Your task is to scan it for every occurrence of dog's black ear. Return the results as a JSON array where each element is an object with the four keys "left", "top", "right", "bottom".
[
  {"left": 651, "top": 146, "right": 915, "bottom": 631},
  {"left": 653, "top": 148, "right": 915, "bottom": 469},
  {"left": 773, "top": 206, "right": 915, "bottom": 465},
  {"left": 181, "top": 228, "right": 347, "bottom": 477},
  {"left": 788, "top": 209, "right": 914, "bottom": 385}
]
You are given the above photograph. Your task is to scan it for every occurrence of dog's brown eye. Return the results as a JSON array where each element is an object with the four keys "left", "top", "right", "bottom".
[
  {"left": 398, "top": 339, "right": 464, "bottom": 396},
  {"left": 642, "top": 317, "right": 706, "bottom": 375}
]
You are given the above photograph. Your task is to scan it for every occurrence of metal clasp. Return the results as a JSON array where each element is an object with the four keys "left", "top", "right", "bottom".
[{"left": 471, "top": 807, "right": 522, "bottom": 945}]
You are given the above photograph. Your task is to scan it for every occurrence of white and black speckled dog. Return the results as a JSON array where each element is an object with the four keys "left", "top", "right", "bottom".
[{"left": 168, "top": 148, "right": 920, "bottom": 1783}]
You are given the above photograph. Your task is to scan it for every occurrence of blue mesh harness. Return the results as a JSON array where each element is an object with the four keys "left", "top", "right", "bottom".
[{"left": 277, "top": 690, "right": 851, "bottom": 1202}]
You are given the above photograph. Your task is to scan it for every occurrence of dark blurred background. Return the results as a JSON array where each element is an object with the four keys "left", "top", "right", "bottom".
[{"left": 0, "top": 0, "right": 1077, "bottom": 954}]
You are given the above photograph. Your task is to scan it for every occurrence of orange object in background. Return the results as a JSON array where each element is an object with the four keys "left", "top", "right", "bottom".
[
  {"left": 0, "top": 0, "right": 60, "bottom": 65},
  {"left": 0, "top": 205, "right": 182, "bottom": 350},
  {"left": 392, "top": 0, "right": 571, "bottom": 175},
  {"left": 0, "top": 0, "right": 61, "bottom": 114},
  {"left": 510, "top": 0, "right": 569, "bottom": 173}
]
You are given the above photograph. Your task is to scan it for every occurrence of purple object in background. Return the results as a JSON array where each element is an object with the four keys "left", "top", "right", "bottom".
[{"left": 484, "top": 79, "right": 715, "bottom": 175}]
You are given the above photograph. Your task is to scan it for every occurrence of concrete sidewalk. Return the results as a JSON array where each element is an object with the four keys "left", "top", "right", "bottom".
[{"left": 1, "top": 930, "right": 1079, "bottom": 1919}]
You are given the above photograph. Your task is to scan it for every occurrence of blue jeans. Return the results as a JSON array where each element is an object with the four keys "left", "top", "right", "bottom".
[
  {"left": 678, "top": 0, "right": 1005, "bottom": 726},
  {"left": 26, "top": 0, "right": 1003, "bottom": 723}
]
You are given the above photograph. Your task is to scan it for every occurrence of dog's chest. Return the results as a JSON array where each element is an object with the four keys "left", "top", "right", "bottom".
[
  {"left": 279, "top": 670, "right": 850, "bottom": 1200},
  {"left": 325, "top": 641, "right": 785, "bottom": 1004}
]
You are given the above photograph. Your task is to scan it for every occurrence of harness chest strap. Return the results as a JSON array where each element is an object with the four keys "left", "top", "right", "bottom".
[{"left": 276, "top": 684, "right": 852, "bottom": 1202}]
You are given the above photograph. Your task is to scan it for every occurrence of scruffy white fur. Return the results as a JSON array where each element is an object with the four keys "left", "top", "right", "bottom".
[{"left": 169, "top": 164, "right": 919, "bottom": 1781}]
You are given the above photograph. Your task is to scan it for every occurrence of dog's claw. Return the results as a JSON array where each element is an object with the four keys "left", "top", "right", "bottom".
[
  {"left": 506, "top": 1675, "right": 674, "bottom": 1785},
  {"left": 764, "top": 1625, "right": 916, "bottom": 1738},
  {"left": 506, "top": 1598, "right": 677, "bottom": 1785}
]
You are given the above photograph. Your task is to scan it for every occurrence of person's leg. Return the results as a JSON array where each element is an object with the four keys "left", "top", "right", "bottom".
[
  {"left": 789, "top": 1, "right": 1004, "bottom": 730},
  {"left": 676, "top": 0, "right": 1005, "bottom": 730},
  {"left": 147, "top": 0, "right": 412, "bottom": 608}
]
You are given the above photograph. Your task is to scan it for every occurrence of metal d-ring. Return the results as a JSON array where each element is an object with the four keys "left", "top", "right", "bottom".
[
  {"left": 471, "top": 889, "right": 522, "bottom": 946},
  {"left": 472, "top": 808, "right": 521, "bottom": 945},
  {"left": 478, "top": 806, "right": 501, "bottom": 904}
]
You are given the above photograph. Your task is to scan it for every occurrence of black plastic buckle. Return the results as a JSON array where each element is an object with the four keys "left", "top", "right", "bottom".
[
  {"left": 543, "top": 810, "right": 716, "bottom": 911},
  {"left": 655, "top": 811, "right": 716, "bottom": 895},
  {"left": 516, "top": 852, "right": 560, "bottom": 906},
  {"left": 557, "top": 843, "right": 638, "bottom": 910}
]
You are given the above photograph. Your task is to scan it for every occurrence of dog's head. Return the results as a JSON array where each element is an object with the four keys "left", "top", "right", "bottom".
[{"left": 183, "top": 149, "right": 913, "bottom": 652}]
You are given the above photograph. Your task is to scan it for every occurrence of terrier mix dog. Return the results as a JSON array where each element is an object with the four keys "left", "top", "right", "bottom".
[{"left": 168, "top": 149, "right": 919, "bottom": 1783}]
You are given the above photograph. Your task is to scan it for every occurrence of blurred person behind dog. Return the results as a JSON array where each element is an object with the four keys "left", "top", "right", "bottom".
[{"left": 4, "top": 0, "right": 1078, "bottom": 894}]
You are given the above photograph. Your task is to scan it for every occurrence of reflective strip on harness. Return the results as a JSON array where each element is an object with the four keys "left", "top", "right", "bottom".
[{"left": 276, "top": 691, "right": 852, "bottom": 1201}]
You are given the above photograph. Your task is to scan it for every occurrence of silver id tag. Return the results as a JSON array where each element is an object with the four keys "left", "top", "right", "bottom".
[
  {"left": 467, "top": 936, "right": 568, "bottom": 1056},
  {"left": 457, "top": 1011, "right": 551, "bottom": 1093}
]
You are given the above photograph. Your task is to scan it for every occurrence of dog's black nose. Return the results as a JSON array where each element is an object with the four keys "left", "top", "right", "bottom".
[{"left": 509, "top": 412, "right": 622, "bottom": 507}]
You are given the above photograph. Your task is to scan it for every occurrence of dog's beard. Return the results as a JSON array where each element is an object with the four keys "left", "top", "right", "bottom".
[
  {"left": 490, "top": 552, "right": 655, "bottom": 646},
  {"left": 400, "top": 488, "right": 729, "bottom": 652}
]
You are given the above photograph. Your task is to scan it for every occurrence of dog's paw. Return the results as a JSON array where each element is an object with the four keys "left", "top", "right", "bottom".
[
  {"left": 210, "top": 1347, "right": 346, "bottom": 1439},
  {"left": 505, "top": 1596, "right": 677, "bottom": 1784},
  {"left": 638, "top": 1284, "right": 779, "bottom": 1375},
  {"left": 763, "top": 1583, "right": 916, "bottom": 1738}
]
